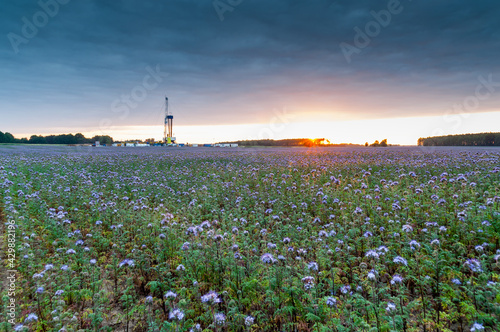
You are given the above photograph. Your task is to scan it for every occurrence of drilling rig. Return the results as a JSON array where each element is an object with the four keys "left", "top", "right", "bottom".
[{"left": 163, "top": 96, "right": 175, "bottom": 145}]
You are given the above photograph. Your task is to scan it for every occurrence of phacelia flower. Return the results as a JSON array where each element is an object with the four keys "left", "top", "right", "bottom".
[
  {"left": 261, "top": 253, "right": 275, "bottom": 264},
  {"left": 164, "top": 291, "right": 177, "bottom": 299},
  {"left": 307, "top": 262, "right": 319, "bottom": 271},
  {"left": 390, "top": 274, "right": 404, "bottom": 285},
  {"left": 201, "top": 290, "right": 221, "bottom": 304},
  {"left": 214, "top": 313, "right": 226, "bottom": 325},
  {"left": 393, "top": 256, "right": 408, "bottom": 266},
  {"left": 386, "top": 302, "right": 397, "bottom": 313},
  {"left": 465, "top": 259, "right": 482, "bottom": 273},
  {"left": 470, "top": 322, "right": 484, "bottom": 331},
  {"left": 119, "top": 259, "right": 135, "bottom": 268},
  {"left": 169, "top": 308, "right": 185, "bottom": 321},
  {"left": 326, "top": 296, "right": 337, "bottom": 307},
  {"left": 25, "top": 313, "right": 38, "bottom": 322},
  {"left": 244, "top": 315, "right": 254, "bottom": 326}
]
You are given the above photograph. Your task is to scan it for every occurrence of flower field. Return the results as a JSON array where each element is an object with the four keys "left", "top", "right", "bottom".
[{"left": 1, "top": 146, "right": 499, "bottom": 331}]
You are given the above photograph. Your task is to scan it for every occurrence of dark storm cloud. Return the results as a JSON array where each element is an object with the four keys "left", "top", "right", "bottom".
[{"left": 1, "top": 0, "right": 499, "bottom": 134}]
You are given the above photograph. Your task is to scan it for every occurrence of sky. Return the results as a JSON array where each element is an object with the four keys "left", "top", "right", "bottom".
[{"left": 1, "top": 0, "right": 500, "bottom": 145}]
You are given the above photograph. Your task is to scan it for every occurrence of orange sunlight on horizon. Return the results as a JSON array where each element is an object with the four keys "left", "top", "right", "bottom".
[{"left": 13, "top": 111, "right": 500, "bottom": 146}]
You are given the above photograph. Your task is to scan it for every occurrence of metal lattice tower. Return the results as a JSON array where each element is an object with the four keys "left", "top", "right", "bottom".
[{"left": 163, "top": 97, "right": 173, "bottom": 144}]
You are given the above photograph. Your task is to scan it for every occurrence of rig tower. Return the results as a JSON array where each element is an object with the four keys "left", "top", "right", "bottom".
[{"left": 163, "top": 96, "right": 175, "bottom": 145}]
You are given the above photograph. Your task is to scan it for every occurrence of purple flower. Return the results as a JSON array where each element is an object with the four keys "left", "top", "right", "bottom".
[
  {"left": 164, "top": 291, "right": 177, "bottom": 299},
  {"left": 409, "top": 240, "right": 420, "bottom": 250},
  {"left": 465, "top": 259, "right": 482, "bottom": 273},
  {"left": 190, "top": 324, "right": 201, "bottom": 332},
  {"left": 365, "top": 250, "right": 379, "bottom": 259},
  {"left": 32, "top": 273, "right": 44, "bottom": 279},
  {"left": 13, "top": 324, "right": 25, "bottom": 332},
  {"left": 326, "top": 296, "right": 337, "bottom": 307},
  {"left": 302, "top": 276, "right": 315, "bottom": 289},
  {"left": 244, "top": 315, "right": 254, "bottom": 326},
  {"left": 340, "top": 285, "right": 351, "bottom": 294},
  {"left": 390, "top": 274, "right": 404, "bottom": 285},
  {"left": 119, "top": 259, "right": 135, "bottom": 268},
  {"left": 201, "top": 290, "right": 221, "bottom": 304},
  {"left": 470, "top": 322, "right": 484, "bottom": 331},
  {"left": 386, "top": 302, "right": 396, "bottom": 313},
  {"left": 307, "top": 262, "right": 319, "bottom": 271},
  {"left": 393, "top": 256, "right": 408, "bottom": 266},
  {"left": 55, "top": 290, "right": 64, "bottom": 296},
  {"left": 214, "top": 313, "right": 226, "bottom": 325},
  {"left": 261, "top": 253, "right": 275, "bottom": 264},
  {"left": 169, "top": 308, "right": 185, "bottom": 321},
  {"left": 25, "top": 313, "right": 38, "bottom": 322},
  {"left": 402, "top": 225, "right": 413, "bottom": 232}
]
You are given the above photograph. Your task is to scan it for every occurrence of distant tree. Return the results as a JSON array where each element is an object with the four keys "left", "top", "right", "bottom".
[
  {"left": 29, "top": 135, "right": 47, "bottom": 144},
  {"left": 365, "top": 142, "right": 369, "bottom": 147},
  {"left": 418, "top": 132, "right": 500, "bottom": 146},
  {"left": 485, "top": 133, "right": 495, "bottom": 146},
  {"left": 92, "top": 135, "right": 113, "bottom": 145},
  {"left": 303, "top": 140, "right": 314, "bottom": 147},
  {"left": 75, "top": 133, "right": 87, "bottom": 144},
  {"left": 370, "top": 140, "right": 380, "bottom": 147},
  {"left": 380, "top": 139, "right": 388, "bottom": 147},
  {"left": 0, "top": 131, "right": 5, "bottom": 143},
  {"left": 1, "top": 132, "right": 16, "bottom": 143}
]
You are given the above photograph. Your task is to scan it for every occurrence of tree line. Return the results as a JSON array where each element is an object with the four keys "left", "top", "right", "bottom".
[
  {"left": 365, "top": 139, "right": 388, "bottom": 147},
  {"left": 418, "top": 132, "right": 499, "bottom": 146},
  {"left": 0, "top": 131, "right": 113, "bottom": 145}
]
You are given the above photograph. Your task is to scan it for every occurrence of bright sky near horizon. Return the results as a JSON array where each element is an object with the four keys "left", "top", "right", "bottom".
[
  {"left": 13, "top": 111, "right": 500, "bottom": 146},
  {"left": 1, "top": 0, "right": 499, "bottom": 144}
]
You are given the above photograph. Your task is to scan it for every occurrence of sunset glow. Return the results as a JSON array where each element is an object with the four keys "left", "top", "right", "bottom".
[{"left": 15, "top": 111, "right": 497, "bottom": 146}]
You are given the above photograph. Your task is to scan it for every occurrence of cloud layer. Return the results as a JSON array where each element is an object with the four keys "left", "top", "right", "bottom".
[{"left": 1, "top": 0, "right": 499, "bottom": 137}]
